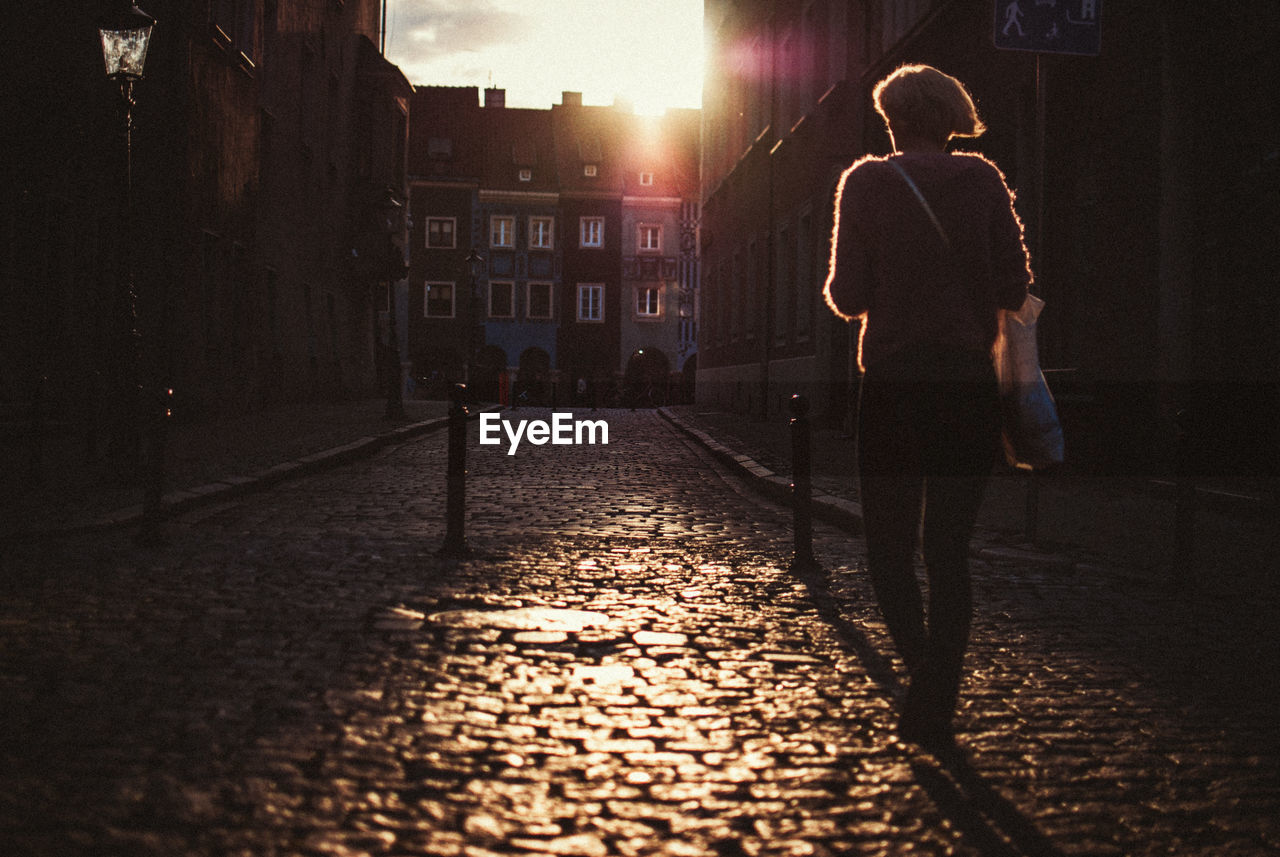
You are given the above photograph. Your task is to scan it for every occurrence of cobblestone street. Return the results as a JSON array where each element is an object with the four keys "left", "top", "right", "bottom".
[{"left": 2, "top": 409, "right": 1277, "bottom": 856}]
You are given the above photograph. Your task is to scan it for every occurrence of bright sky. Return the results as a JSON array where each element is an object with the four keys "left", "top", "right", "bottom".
[{"left": 384, "top": 0, "right": 704, "bottom": 115}]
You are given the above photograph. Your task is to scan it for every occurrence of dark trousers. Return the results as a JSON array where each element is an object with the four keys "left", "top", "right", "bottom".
[{"left": 857, "top": 345, "right": 1000, "bottom": 724}]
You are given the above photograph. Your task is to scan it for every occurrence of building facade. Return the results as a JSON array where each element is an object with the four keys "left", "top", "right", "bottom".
[
  {"left": 619, "top": 110, "right": 702, "bottom": 405},
  {"left": 2, "top": 0, "right": 410, "bottom": 452},
  {"left": 407, "top": 88, "right": 700, "bottom": 407},
  {"left": 698, "top": 0, "right": 1280, "bottom": 479},
  {"left": 553, "top": 93, "right": 625, "bottom": 405}
]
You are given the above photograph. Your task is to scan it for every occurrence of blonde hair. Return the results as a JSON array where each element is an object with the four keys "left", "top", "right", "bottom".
[{"left": 872, "top": 64, "right": 985, "bottom": 144}]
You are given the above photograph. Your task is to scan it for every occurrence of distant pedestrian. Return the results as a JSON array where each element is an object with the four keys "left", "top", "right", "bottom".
[{"left": 823, "top": 64, "right": 1033, "bottom": 755}]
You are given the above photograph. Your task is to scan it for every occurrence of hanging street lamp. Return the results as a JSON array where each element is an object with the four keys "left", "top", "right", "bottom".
[
  {"left": 98, "top": 2, "right": 155, "bottom": 89},
  {"left": 99, "top": 1, "right": 165, "bottom": 544}
]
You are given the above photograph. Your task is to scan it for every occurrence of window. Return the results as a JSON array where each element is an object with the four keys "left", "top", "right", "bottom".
[
  {"left": 529, "top": 216, "right": 554, "bottom": 249},
  {"left": 491, "top": 215, "right": 514, "bottom": 248},
  {"left": 636, "top": 285, "right": 661, "bottom": 317},
  {"left": 529, "top": 253, "right": 553, "bottom": 277},
  {"left": 424, "top": 282, "right": 455, "bottom": 317},
  {"left": 427, "top": 137, "right": 452, "bottom": 160},
  {"left": 638, "top": 224, "right": 662, "bottom": 253},
  {"left": 489, "top": 281, "right": 514, "bottom": 318},
  {"left": 583, "top": 163, "right": 598, "bottom": 177},
  {"left": 580, "top": 217, "right": 604, "bottom": 248},
  {"left": 426, "top": 217, "right": 455, "bottom": 249},
  {"left": 518, "top": 168, "right": 533, "bottom": 182},
  {"left": 577, "top": 284, "right": 603, "bottom": 322},
  {"left": 527, "top": 282, "right": 553, "bottom": 319},
  {"left": 490, "top": 252, "right": 515, "bottom": 277},
  {"left": 639, "top": 171, "right": 654, "bottom": 186}
]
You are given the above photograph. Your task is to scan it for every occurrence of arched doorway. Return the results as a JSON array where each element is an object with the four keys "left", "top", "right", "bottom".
[
  {"left": 624, "top": 347, "right": 670, "bottom": 407},
  {"left": 472, "top": 345, "right": 507, "bottom": 404},
  {"left": 516, "top": 347, "right": 552, "bottom": 406}
]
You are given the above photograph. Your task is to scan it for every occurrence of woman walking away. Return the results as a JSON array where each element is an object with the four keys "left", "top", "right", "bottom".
[{"left": 823, "top": 64, "right": 1033, "bottom": 756}]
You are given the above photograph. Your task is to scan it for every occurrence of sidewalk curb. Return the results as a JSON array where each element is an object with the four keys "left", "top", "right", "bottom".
[
  {"left": 658, "top": 407, "right": 1107, "bottom": 576},
  {"left": 3, "top": 405, "right": 498, "bottom": 546},
  {"left": 658, "top": 407, "right": 865, "bottom": 535}
]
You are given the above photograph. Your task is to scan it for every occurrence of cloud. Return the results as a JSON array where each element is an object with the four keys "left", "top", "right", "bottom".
[
  {"left": 387, "top": 0, "right": 526, "bottom": 63},
  {"left": 384, "top": 0, "right": 703, "bottom": 112}
]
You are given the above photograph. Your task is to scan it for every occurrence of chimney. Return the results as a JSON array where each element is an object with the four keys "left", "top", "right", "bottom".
[
  {"left": 484, "top": 88, "right": 505, "bottom": 109},
  {"left": 561, "top": 91, "right": 582, "bottom": 107}
]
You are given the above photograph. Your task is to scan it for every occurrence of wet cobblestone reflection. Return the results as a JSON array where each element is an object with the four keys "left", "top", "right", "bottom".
[{"left": 1, "top": 410, "right": 1277, "bottom": 856}]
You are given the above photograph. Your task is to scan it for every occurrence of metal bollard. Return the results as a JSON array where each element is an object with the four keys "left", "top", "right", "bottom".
[
  {"left": 440, "top": 383, "right": 470, "bottom": 557},
  {"left": 789, "top": 394, "right": 819, "bottom": 572}
]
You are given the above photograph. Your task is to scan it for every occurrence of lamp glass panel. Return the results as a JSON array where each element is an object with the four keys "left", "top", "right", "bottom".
[{"left": 100, "top": 26, "right": 153, "bottom": 78}]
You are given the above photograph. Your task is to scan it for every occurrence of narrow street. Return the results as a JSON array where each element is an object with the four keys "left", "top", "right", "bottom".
[{"left": 2, "top": 409, "right": 1276, "bottom": 856}]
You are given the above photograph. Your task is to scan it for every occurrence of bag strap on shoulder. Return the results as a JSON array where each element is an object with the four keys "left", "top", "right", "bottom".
[{"left": 886, "top": 158, "right": 951, "bottom": 250}]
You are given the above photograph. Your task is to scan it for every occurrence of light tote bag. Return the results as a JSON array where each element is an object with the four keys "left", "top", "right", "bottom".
[{"left": 992, "top": 294, "right": 1065, "bottom": 470}]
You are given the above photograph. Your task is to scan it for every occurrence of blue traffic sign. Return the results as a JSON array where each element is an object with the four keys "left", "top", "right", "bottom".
[{"left": 994, "top": 0, "right": 1101, "bottom": 56}]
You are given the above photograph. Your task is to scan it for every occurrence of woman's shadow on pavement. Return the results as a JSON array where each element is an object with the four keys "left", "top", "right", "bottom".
[{"left": 794, "top": 564, "right": 1066, "bottom": 857}]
